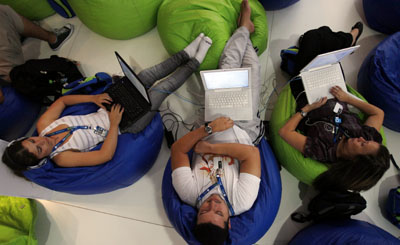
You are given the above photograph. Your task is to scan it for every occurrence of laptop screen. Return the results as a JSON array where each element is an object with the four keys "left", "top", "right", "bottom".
[
  {"left": 202, "top": 69, "right": 249, "bottom": 90},
  {"left": 115, "top": 52, "right": 150, "bottom": 103},
  {"left": 301, "top": 45, "right": 360, "bottom": 72}
]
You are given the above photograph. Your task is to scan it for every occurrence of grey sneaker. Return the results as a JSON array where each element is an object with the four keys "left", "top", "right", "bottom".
[{"left": 49, "top": 23, "right": 74, "bottom": 51}]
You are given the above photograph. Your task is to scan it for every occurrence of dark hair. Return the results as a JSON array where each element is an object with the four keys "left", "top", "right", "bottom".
[
  {"left": 194, "top": 221, "right": 229, "bottom": 245},
  {"left": 313, "top": 144, "right": 390, "bottom": 192},
  {"left": 2, "top": 138, "right": 40, "bottom": 177}
]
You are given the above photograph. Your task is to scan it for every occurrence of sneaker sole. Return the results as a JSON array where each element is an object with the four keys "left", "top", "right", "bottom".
[{"left": 52, "top": 24, "right": 74, "bottom": 51}]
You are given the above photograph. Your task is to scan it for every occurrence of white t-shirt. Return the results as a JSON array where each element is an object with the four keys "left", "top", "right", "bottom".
[{"left": 172, "top": 125, "right": 261, "bottom": 216}]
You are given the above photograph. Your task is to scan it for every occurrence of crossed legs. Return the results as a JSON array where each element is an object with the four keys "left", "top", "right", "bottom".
[{"left": 122, "top": 34, "right": 212, "bottom": 133}]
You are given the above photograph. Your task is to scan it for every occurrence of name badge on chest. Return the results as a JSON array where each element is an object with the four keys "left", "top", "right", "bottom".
[{"left": 93, "top": 126, "right": 108, "bottom": 137}]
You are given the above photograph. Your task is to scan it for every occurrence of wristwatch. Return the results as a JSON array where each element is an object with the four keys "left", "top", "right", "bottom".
[
  {"left": 300, "top": 110, "right": 308, "bottom": 117},
  {"left": 204, "top": 122, "right": 213, "bottom": 135}
]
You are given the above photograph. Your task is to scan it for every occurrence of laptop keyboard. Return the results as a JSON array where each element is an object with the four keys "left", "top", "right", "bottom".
[
  {"left": 305, "top": 65, "right": 342, "bottom": 89},
  {"left": 209, "top": 91, "right": 249, "bottom": 108},
  {"left": 107, "top": 82, "right": 145, "bottom": 122}
]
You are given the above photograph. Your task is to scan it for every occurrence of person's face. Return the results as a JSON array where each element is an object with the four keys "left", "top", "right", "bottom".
[
  {"left": 345, "top": 137, "right": 380, "bottom": 158},
  {"left": 21, "top": 137, "right": 55, "bottom": 159},
  {"left": 197, "top": 194, "right": 231, "bottom": 229}
]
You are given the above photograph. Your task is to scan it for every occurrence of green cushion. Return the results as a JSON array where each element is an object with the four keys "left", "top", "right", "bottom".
[
  {"left": 0, "top": 196, "right": 37, "bottom": 245},
  {"left": 269, "top": 83, "right": 386, "bottom": 185},
  {"left": 68, "top": 0, "right": 163, "bottom": 40},
  {"left": 0, "top": 0, "right": 54, "bottom": 20},
  {"left": 157, "top": 0, "right": 268, "bottom": 70}
]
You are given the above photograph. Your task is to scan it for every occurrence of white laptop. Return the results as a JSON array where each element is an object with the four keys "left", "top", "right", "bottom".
[
  {"left": 300, "top": 45, "right": 360, "bottom": 104},
  {"left": 200, "top": 68, "right": 253, "bottom": 121}
]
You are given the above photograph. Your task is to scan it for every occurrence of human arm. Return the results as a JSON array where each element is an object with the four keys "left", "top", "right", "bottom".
[
  {"left": 171, "top": 117, "right": 234, "bottom": 171},
  {"left": 279, "top": 97, "right": 328, "bottom": 153},
  {"left": 52, "top": 104, "right": 123, "bottom": 167},
  {"left": 330, "top": 86, "right": 384, "bottom": 131},
  {"left": 0, "top": 88, "right": 4, "bottom": 104},
  {"left": 37, "top": 93, "right": 112, "bottom": 133},
  {"left": 194, "top": 141, "right": 261, "bottom": 178}
]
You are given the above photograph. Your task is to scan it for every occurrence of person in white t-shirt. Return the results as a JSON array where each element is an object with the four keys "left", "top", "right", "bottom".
[{"left": 171, "top": 1, "right": 262, "bottom": 244}]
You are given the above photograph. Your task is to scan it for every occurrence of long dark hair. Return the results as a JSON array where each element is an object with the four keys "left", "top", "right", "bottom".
[
  {"left": 194, "top": 221, "right": 229, "bottom": 245},
  {"left": 2, "top": 138, "right": 40, "bottom": 177},
  {"left": 313, "top": 144, "right": 390, "bottom": 192}
]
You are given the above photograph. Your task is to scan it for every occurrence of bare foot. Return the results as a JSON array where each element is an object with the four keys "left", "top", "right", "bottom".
[
  {"left": 238, "top": 0, "right": 254, "bottom": 33},
  {"left": 350, "top": 29, "right": 359, "bottom": 46}
]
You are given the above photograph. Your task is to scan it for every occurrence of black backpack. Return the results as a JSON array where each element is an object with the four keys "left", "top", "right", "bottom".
[
  {"left": 291, "top": 190, "right": 367, "bottom": 223},
  {"left": 9, "top": 55, "right": 84, "bottom": 104}
]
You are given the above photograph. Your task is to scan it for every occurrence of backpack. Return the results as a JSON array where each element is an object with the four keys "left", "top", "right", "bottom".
[
  {"left": 280, "top": 46, "right": 299, "bottom": 77},
  {"left": 386, "top": 186, "right": 400, "bottom": 229},
  {"left": 9, "top": 55, "right": 84, "bottom": 104},
  {"left": 291, "top": 190, "right": 367, "bottom": 223}
]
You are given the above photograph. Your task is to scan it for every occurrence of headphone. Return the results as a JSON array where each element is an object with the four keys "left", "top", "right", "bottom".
[{"left": 4, "top": 137, "right": 47, "bottom": 171}]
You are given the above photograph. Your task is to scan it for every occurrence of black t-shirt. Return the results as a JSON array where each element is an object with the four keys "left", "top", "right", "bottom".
[{"left": 301, "top": 99, "right": 382, "bottom": 163}]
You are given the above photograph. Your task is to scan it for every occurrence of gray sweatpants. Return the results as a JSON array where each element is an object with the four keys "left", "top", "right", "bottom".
[
  {"left": 0, "top": 5, "right": 25, "bottom": 82},
  {"left": 122, "top": 51, "right": 200, "bottom": 133},
  {"left": 219, "top": 27, "right": 262, "bottom": 143}
]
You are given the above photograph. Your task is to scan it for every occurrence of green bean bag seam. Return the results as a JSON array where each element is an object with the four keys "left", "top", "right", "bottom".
[
  {"left": 269, "top": 82, "right": 386, "bottom": 185},
  {"left": 157, "top": 0, "right": 268, "bottom": 70}
]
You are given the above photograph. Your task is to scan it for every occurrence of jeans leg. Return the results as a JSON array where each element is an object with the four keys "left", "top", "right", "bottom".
[
  {"left": 218, "top": 26, "right": 262, "bottom": 143},
  {"left": 122, "top": 58, "right": 199, "bottom": 134},
  {"left": 137, "top": 50, "right": 190, "bottom": 87},
  {"left": 219, "top": 27, "right": 250, "bottom": 69}
]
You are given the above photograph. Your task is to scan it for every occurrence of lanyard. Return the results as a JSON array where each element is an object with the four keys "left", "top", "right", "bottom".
[
  {"left": 45, "top": 126, "right": 90, "bottom": 152},
  {"left": 197, "top": 171, "right": 235, "bottom": 216},
  {"left": 333, "top": 115, "right": 341, "bottom": 144}
]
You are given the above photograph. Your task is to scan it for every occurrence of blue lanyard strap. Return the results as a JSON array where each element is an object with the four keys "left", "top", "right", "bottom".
[
  {"left": 45, "top": 126, "right": 90, "bottom": 152},
  {"left": 197, "top": 174, "right": 236, "bottom": 216},
  {"left": 216, "top": 175, "right": 235, "bottom": 216}
]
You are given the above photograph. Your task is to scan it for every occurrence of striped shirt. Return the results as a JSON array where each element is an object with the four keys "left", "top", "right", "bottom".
[{"left": 40, "top": 109, "right": 110, "bottom": 158}]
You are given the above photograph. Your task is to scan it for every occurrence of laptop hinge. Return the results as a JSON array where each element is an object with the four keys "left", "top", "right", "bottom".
[{"left": 306, "top": 63, "right": 337, "bottom": 72}]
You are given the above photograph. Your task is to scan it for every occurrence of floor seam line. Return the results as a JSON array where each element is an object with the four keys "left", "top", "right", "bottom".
[{"left": 48, "top": 200, "right": 174, "bottom": 228}]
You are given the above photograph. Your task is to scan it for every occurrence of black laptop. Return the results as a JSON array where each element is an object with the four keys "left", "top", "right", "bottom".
[{"left": 104, "top": 52, "right": 151, "bottom": 130}]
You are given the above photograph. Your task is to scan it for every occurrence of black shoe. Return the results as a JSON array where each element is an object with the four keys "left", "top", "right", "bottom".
[
  {"left": 351, "top": 21, "right": 363, "bottom": 46},
  {"left": 49, "top": 23, "right": 74, "bottom": 51}
]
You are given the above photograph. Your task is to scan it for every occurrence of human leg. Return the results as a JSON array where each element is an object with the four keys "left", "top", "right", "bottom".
[
  {"left": 137, "top": 50, "right": 191, "bottom": 88},
  {"left": 122, "top": 59, "right": 201, "bottom": 134},
  {"left": 137, "top": 33, "right": 208, "bottom": 87},
  {"left": 0, "top": 5, "right": 25, "bottom": 80},
  {"left": 218, "top": 0, "right": 262, "bottom": 143}
]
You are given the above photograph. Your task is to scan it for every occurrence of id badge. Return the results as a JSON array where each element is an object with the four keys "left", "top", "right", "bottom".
[
  {"left": 94, "top": 126, "right": 108, "bottom": 137},
  {"left": 333, "top": 102, "right": 343, "bottom": 114}
]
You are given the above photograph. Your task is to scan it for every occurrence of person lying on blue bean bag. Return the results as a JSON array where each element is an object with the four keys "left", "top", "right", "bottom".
[
  {"left": 170, "top": 1, "right": 265, "bottom": 244},
  {"left": 2, "top": 33, "right": 213, "bottom": 176}
]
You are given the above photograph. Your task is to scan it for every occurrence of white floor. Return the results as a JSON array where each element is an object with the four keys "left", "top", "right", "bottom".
[{"left": 10, "top": 0, "right": 400, "bottom": 244}]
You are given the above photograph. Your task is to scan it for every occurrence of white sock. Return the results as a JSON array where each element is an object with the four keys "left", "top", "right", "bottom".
[
  {"left": 184, "top": 33, "right": 205, "bottom": 58},
  {"left": 195, "top": 36, "right": 212, "bottom": 64}
]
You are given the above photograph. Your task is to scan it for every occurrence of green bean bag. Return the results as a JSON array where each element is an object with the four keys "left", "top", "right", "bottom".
[
  {"left": 0, "top": 196, "right": 37, "bottom": 245},
  {"left": 157, "top": 0, "right": 268, "bottom": 70},
  {"left": 0, "top": 0, "right": 54, "bottom": 20},
  {"left": 269, "top": 82, "right": 386, "bottom": 185},
  {"left": 68, "top": 0, "right": 163, "bottom": 40}
]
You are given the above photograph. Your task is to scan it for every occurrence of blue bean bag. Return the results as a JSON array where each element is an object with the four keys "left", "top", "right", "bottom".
[
  {"left": 47, "top": 0, "right": 75, "bottom": 18},
  {"left": 162, "top": 138, "right": 282, "bottom": 244},
  {"left": 363, "top": 0, "right": 400, "bottom": 35},
  {"left": 259, "top": 0, "right": 300, "bottom": 11},
  {"left": 0, "top": 86, "right": 41, "bottom": 141},
  {"left": 23, "top": 86, "right": 164, "bottom": 194},
  {"left": 357, "top": 32, "right": 400, "bottom": 132},
  {"left": 289, "top": 219, "right": 399, "bottom": 244}
]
